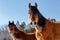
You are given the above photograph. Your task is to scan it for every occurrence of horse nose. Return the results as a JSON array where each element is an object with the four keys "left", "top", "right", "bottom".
[
  {"left": 30, "top": 22, "right": 36, "bottom": 25},
  {"left": 30, "top": 22, "right": 36, "bottom": 28},
  {"left": 34, "top": 22, "right": 36, "bottom": 25},
  {"left": 30, "top": 22, "right": 32, "bottom": 25}
]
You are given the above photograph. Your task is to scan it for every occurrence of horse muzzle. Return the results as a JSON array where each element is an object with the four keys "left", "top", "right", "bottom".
[{"left": 30, "top": 22, "right": 36, "bottom": 28}]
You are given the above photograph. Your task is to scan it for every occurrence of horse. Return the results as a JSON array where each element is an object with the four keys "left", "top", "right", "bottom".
[
  {"left": 8, "top": 21, "right": 37, "bottom": 40},
  {"left": 28, "top": 3, "right": 60, "bottom": 40}
]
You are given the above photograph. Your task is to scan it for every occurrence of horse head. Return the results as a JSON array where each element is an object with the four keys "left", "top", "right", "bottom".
[{"left": 28, "top": 3, "right": 46, "bottom": 30}]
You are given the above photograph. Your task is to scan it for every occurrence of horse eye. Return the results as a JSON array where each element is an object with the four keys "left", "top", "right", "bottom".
[
  {"left": 34, "top": 22, "right": 36, "bottom": 24},
  {"left": 30, "top": 22, "right": 32, "bottom": 25}
]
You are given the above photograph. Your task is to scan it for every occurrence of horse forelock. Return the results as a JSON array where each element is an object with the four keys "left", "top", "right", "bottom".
[{"left": 30, "top": 6, "right": 39, "bottom": 14}]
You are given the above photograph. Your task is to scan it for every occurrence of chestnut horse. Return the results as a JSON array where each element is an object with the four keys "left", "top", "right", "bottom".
[
  {"left": 8, "top": 21, "right": 36, "bottom": 40},
  {"left": 28, "top": 3, "right": 60, "bottom": 40}
]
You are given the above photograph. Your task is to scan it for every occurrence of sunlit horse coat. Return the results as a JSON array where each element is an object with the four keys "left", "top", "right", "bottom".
[{"left": 42, "top": 19, "right": 60, "bottom": 40}]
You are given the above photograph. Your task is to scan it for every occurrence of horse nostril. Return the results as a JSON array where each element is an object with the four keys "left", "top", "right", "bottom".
[
  {"left": 30, "top": 22, "right": 32, "bottom": 25},
  {"left": 34, "top": 22, "right": 36, "bottom": 24}
]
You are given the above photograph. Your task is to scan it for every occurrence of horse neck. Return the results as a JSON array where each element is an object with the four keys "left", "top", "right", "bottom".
[
  {"left": 13, "top": 28, "right": 26, "bottom": 39},
  {"left": 18, "top": 29, "right": 26, "bottom": 36},
  {"left": 14, "top": 27, "right": 25, "bottom": 35},
  {"left": 44, "top": 19, "right": 53, "bottom": 28},
  {"left": 35, "top": 26, "right": 45, "bottom": 40},
  {"left": 14, "top": 26, "right": 20, "bottom": 32},
  {"left": 42, "top": 19, "right": 53, "bottom": 39}
]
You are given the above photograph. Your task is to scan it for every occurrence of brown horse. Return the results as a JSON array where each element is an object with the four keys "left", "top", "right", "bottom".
[
  {"left": 28, "top": 3, "right": 60, "bottom": 40},
  {"left": 8, "top": 21, "right": 37, "bottom": 40}
]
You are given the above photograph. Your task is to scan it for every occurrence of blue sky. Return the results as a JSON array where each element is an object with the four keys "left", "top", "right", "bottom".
[{"left": 0, "top": 0, "right": 60, "bottom": 25}]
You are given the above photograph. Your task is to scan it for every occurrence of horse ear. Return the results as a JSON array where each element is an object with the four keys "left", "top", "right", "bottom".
[
  {"left": 9, "top": 21, "right": 10, "bottom": 24},
  {"left": 12, "top": 21, "right": 14, "bottom": 24},
  {"left": 29, "top": 3, "right": 31, "bottom": 8},
  {"left": 35, "top": 3, "right": 37, "bottom": 8}
]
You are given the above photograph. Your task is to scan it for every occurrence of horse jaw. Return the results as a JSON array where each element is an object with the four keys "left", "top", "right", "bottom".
[{"left": 35, "top": 25, "right": 43, "bottom": 33}]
